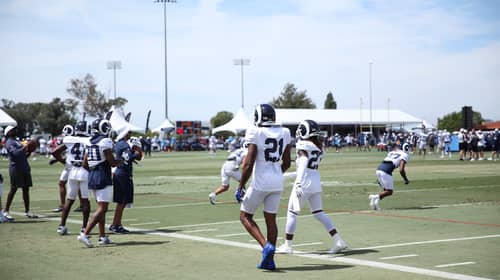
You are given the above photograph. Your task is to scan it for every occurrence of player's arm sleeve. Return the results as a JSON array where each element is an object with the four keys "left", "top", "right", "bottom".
[{"left": 294, "top": 152, "right": 308, "bottom": 186}]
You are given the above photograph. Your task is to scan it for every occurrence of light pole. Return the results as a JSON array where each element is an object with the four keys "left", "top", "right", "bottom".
[
  {"left": 107, "top": 60, "right": 121, "bottom": 99},
  {"left": 233, "top": 58, "right": 250, "bottom": 108},
  {"left": 369, "top": 61, "right": 373, "bottom": 135},
  {"left": 155, "top": 0, "right": 176, "bottom": 119}
]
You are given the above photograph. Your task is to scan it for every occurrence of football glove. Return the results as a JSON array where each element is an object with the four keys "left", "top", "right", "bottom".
[
  {"left": 128, "top": 137, "right": 142, "bottom": 149},
  {"left": 235, "top": 187, "right": 246, "bottom": 203},
  {"left": 294, "top": 184, "right": 304, "bottom": 199}
]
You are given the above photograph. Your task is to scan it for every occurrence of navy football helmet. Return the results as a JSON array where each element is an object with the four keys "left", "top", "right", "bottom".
[
  {"left": 62, "top": 125, "right": 74, "bottom": 136},
  {"left": 402, "top": 143, "right": 410, "bottom": 153},
  {"left": 254, "top": 104, "right": 276, "bottom": 127},
  {"left": 296, "top": 119, "right": 319, "bottom": 140},
  {"left": 91, "top": 118, "right": 112, "bottom": 136},
  {"left": 74, "top": 121, "right": 88, "bottom": 136}
]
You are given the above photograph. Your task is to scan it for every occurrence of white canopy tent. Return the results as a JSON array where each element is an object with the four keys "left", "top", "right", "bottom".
[
  {"left": 212, "top": 107, "right": 253, "bottom": 134},
  {"left": 152, "top": 119, "right": 175, "bottom": 133},
  {"left": 108, "top": 106, "right": 143, "bottom": 139},
  {"left": 0, "top": 108, "right": 17, "bottom": 126}
]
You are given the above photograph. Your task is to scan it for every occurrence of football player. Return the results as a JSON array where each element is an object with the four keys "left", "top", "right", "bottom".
[
  {"left": 78, "top": 118, "right": 121, "bottom": 247},
  {"left": 109, "top": 127, "right": 143, "bottom": 234},
  {"left": 208, "top": 143, "right": 248, "bottom": 205},
  {"left": 50, "top": 124, "right": 74, "bottom": 213},
  {"left": 237, "top": 104, "right": 292, "bottom": 270},
  {"left": 276, "top": 120, "right": 347, "bottom": 255},
  {"left": 52, "top": 121, "right": 91, "bottom": 235},
  {"left": 369, "top": 143, "right": 411, "bottom": 210}
]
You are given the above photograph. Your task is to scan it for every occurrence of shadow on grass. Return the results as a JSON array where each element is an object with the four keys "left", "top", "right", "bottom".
[
  {"left": 114, "top": 240, "right": 170, "bottom": 247},
  {"left": 11, "top": 219, "right": 48, "bottom": 224},
  {"left": 392, "top": 206, "right": 438, "bottom": 210},
  {"left": 278, "top": 263, "right": 353, "bottom": 272}
]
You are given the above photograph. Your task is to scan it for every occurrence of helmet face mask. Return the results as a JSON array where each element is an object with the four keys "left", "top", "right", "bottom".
[
  {"left": 296, "top": 119, "right": 319, "bottom": 140},
  {"left": 254, "top": 104, "right": 276, "bottom": 127},
  {"left": 75, "top": 121, "right": 88, "bottom": 136}
]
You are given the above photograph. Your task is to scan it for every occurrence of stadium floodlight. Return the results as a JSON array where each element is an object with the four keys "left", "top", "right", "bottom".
[
  {"left": 233, "top": 58, "right": 250, "bottom": 108},
  {"left": 155, "top": 0, "right": 176, "bottom": 119},
  {"left": 107, "top": 60, "right": 122, "bottom": 99}
]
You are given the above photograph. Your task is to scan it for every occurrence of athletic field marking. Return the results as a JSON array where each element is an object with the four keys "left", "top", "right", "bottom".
[
  {"left": 435, "top": 262, "right": 476, "bottom": 268},
  {"left": 216, "top": 232, "right": 248, "bottom": 237},
  {"left": 129, "top": 221, "right": 161, "bottom": 226},
  {"left": 133, "top": 202, "right": 209, "bottom": 209},
  {"left": 32, "top": 214, "right": 494, "bottom": 280},
  {"left": 356, "top": 234, "right": 500, "bottom": 250},
  {"left": 122, "top": 218, "right": 138, "bottom": 221},
  {"left": 380, "top": 254, "right": 419, "bottom": 260},
  {"left": 182, "top": 229, "right": 217, "bottom": 233},
  {"left": 293, "top": 242, "right": 323, "bottom": 247}
]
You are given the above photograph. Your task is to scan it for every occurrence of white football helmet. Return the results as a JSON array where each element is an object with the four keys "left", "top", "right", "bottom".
[
  {"left": 62, "top": 125, "right": 74, "bottom": 136},
  {"left": 296, "top": 119, "right": 319, "bottom": 140}
]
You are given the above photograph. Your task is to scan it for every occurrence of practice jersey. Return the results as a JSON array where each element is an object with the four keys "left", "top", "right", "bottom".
[
  {"left": 63, "top": 136, "right": 90, "bottom": 167},
  {"left": 223, "top": 147, "right": 247, "bottom": 171},
  {"left": 114, "top": 139, "right": 136, "bottom": 177},
  {"left": 245, "top": 125, "right": 291, "bottom": 192},
  {"left": 377, "top": 149, "right": 410, "bottom": 175},
  {"left": 295, "top": 140, "right": 322, "bottom": 193},
  {"left": 86, "top": 135, "right": 114, "bottom": 190}
]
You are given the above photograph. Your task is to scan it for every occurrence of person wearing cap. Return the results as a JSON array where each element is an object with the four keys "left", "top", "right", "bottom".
[
  {"left": 3, "top": 125, "right": 38, "bottom": 220},
  {"left": 108, "top": 126, "right": 143, "bottom": 234}
]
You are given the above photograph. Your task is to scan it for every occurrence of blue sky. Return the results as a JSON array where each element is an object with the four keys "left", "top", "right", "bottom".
[{"left": 1, "top": 0, "right": 499, "bottom": 129}]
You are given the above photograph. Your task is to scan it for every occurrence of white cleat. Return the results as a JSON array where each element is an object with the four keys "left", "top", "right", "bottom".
[
  {"left": 275, "top": 243, "right": 293, "bottom": 254},
  {"left": 373, "top": 196, "right": 381, "bottom": 210},
  {"left": 77, "top": 233, "right": 93, "bottom": 248},
  {"left": 368, "top": 195, "right": 377, "bottom": 210},
  {"left": 98, "top": 236, "right": 113, "bottom": 245},
  {"left": 328, "top": 237, "right": 347, "bottom": 254},
  {"left": 57, "top": 225, "right": 68, "bottom": 235},
  {"left": 209, "top": 193, "right": 216, "bottom": 205}
]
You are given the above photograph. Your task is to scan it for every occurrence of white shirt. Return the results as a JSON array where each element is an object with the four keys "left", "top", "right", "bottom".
[
  {"left": 245, "top": 125, "right": 291, "bottom": 191},
  {"left": 294, "top": 140, "right": 322, "bottom": 193}
]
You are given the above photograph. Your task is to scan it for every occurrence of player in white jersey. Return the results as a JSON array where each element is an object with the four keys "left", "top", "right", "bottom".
[
  {"left": 369, "top": 143, "right": 410, "bottom": 210},
  {"left": 78, "top": 118, "right": 121, "bottom": 247},
  {"left": 276, "top": 120, "right": 347, "bottom": 255},
  {"left": 208, "top": 144, "right": 248, "bottom": 204},
  {"left": 52, "top": 121, "right": 91, "bottom": 235},
  {"left": 50, "top": 124, "right": 75, "bottom": 213},
  {"left": 237, "top": 104, "right": 292, "bottom": 270}
]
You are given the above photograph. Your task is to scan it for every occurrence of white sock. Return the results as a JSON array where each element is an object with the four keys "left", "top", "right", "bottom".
[
  {"left": 313, "top": 211, "right": 335, "bottom": 232},
  {"left": 285, "top": 239, "right": 293, "bottom": 247},
  {"left": 285, "top": 211, "right": 298, "bottom": 235}
]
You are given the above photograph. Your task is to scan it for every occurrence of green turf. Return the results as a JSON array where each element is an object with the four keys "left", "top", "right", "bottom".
[{"left": 1, "top": 150, "right": 499, "bottom": 279}]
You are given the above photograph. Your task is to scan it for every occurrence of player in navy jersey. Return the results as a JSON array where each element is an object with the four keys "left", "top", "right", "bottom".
[
  {"left": 78, "top": 118, "right": 121, "bottom": 247},
  {"left": 276, "top": 120, "right": 347, "bottom": 255},
  {"left": 238, "top": 104, "right": 292, "bottom": 270},
  {"left": 369, "top": 143, "right": 410, "bottom": 210},
  {"left": 109, "top": 127, "right": 143, "bottom": 234}
]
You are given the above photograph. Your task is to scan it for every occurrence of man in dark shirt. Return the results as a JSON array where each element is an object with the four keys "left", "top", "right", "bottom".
[{"left": 3, "top": 125, "right": 38, "bottom": 221}]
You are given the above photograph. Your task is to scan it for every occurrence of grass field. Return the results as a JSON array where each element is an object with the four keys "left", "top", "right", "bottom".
[{"left": 1, "top": 149, "right": 499, "bottom": 280}]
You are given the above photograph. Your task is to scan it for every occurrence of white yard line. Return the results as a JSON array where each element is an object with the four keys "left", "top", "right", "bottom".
[
  {"left": 216, "top": 232, "right": 248, "bottom": 237},
  {"left": 293, "top": 242, "right": 323, "bottom": 247},
  {"left": 133, "top": 202, "right": 209, "bottom": 209},
  {"left": 380, "top": 254, "right": 419, "bottom": 260},
  {"left": 182, "top": 229, "right": 217, "bottom": 233},
  {"left": 20, "top": 213, "right": 494, "bottom": 280},
  {"left": 356, "top": 234, "right": 500, "bottom": 250},
  {"left": 129, "top": 221, "right": 161, "bottom": 226},
  {"left": 435, "top": 262, "right": 476, "bottom": 268}
]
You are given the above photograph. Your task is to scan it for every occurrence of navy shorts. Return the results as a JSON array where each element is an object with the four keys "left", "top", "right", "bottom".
[
  {"left": 9, "top": 169, "right": 32, "bottom": 189},
  {"left": 113, "top": 174, "right": 134, "bottom": 204}
]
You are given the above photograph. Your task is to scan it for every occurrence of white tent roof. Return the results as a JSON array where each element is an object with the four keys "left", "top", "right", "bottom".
[
  {"left": 0, "top": 108, "right": 17, "bottom": 126},
  {"left": 108, "top": 106, "right": 143, "bottom": 139},
  {"left": 275, "top": 109, "right": 423, "bottom": 126},
  {"left": 212, "top": 107, "right": 253, "bottom": 134},
  {"left": 152, "top": 119, "right": 175, "bottom": 133}
]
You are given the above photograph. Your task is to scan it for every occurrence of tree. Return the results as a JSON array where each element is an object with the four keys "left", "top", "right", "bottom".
[
  {"left": 210, "top": 111, "right": 234, "bottom": 128},
  {"left": 324, "top": 91, "right": 337, "bottom": 109},
  {"left": 437, "top": 109, "right": 484, "bottom": 131},
  {"left": 270, "top": 83, "right": 316, "bottom": 109},
  {"left": 1, "top": 98, "right": 77, "bottom": 137},
  {"left": 66, "top": 73, "right": 127, "bottom": 117}
]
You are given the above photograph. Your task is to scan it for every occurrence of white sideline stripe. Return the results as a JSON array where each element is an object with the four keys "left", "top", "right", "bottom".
[
  {"left": 17, "top": 213, "right": 495, "bottom": 280},
  {"left": 182, "top": 229, "right": 217, "bottom": 233},
  {"left": 216, "top": 233, "right": 248, "bottom": 237},
  {"left": 380, "top": 254, "right": 419, "bottom": 260},
  {"left": 133, "top": 202, "right": 209, "bottom": 209},
  {"left": 356, "top": 234, "right": 500, "bottom": 250},
  {"left": 435, "top": 262, "right": 476, "bottom": 268},
  {"left": 122, "top": 218, "right": 138, "bottom": 221},
  {"left": 397, "top": 185, "right": 499, "bottom": 193},
  {"left": 293, "top": 242, "right": 323, "bottom": 247},
  {"left": 129, "top": 222, "right": 160, "bottom": 226}
]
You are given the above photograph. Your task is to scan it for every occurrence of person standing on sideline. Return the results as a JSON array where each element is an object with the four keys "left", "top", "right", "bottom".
[
  {"left": 237, "top": 104, "right": 292, "bottom": 270},
  {"left": 369, "top": 143, "right": 410, "bottom": 210},
  {"left": 52, "top": 121, "right": 91, "bottom": 235},
  {"left": 0, "top": 172, "right": 9, "bottom": 223},
  {"left": 208, "top": 144, "right": 247, "bottom": 205},
  {"left": 3, "top": 125, "right": 38, "bottom": 220},
  {"left": 276, "top": 120, "right": 347, "bottom": 255},
  {"left": 109, "top": 129, "right": 143, "bottom": 234},
  {"left": 78, "top": 119, "right": 121, "bottom": 247}
]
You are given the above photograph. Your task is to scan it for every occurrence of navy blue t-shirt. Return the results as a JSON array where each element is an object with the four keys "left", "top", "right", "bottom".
[
  {"left": 6, "top": 137, "right": 31, "bottom": 173},
  {"left": 114, "top": 139, "right": 136, "bottom": 177}
]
